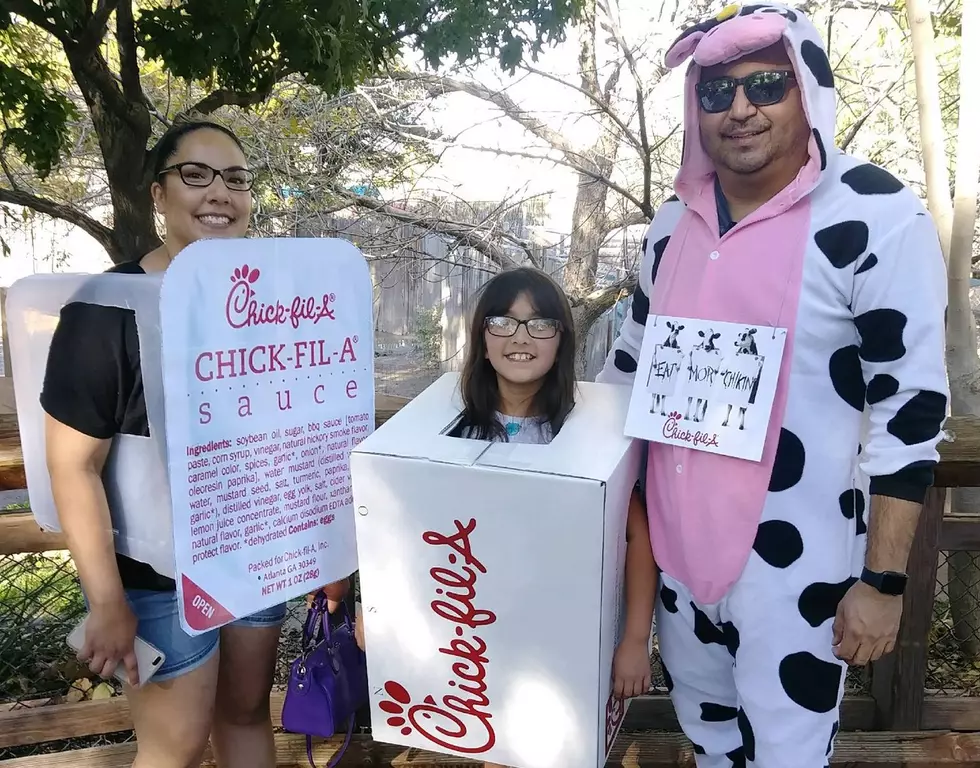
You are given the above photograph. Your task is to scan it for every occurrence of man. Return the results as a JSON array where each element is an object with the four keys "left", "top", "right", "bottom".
[{"left": 596, "top": 3, "right": 949, "bottom": 766}]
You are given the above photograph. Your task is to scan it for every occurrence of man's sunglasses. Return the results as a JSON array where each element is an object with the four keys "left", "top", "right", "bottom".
[
  {"left": 158, "top": 162, "right": 256, "bottom": 191},
  {"left": 484, "top": 316, "right": 562, "bottom": 339},
  {"left": 696, "top": 70, "right": 796, "bottom": 114}
]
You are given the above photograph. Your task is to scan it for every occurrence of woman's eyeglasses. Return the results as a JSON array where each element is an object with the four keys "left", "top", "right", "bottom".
[
  {"left": 484, "top": 316, "right": 562, "bottom": 339},
  {"left": 158, "top": 162, "right": 256, "bottom": 191},
  {"left": 696, "top": 70, "right": 796, "bottom": 114}
]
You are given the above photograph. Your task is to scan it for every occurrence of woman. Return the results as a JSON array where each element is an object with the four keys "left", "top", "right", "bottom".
[{"left": 41, "top": 119, "right": 349, "bottom": 768}]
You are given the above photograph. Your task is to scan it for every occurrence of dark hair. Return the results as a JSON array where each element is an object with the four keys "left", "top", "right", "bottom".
[
  {"left": 151, "top": 120, "right": 247, "bottom": 177},
  {"left": 458, "top": 266, "right": 576, "bottom": 441}
]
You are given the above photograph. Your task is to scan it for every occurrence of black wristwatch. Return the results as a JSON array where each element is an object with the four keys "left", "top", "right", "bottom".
[{"left": 860, "top": 567, "right": 908, "bottom": 596}]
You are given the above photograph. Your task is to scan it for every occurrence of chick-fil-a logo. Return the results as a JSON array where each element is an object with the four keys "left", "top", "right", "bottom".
[
  {"left": 663, "top": 411, "right": 720, "bottom": 448},
  {"left": 225, "top": 263, "right": 336, "bottom": 330},
  {"left": 378, "top": 518, "right": 497, "bottom": 755},
  {"left": 604, "top": 690, "right": 626, "bottom": 755}
]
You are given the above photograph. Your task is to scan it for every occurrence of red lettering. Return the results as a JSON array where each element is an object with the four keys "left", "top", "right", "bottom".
[
  {"left": 195, "top": 352, "right": 213, "bottom": 382},
  {"left": 383, "top": 519, "right": 497, "bottom": 754},
  {"left": 314, "top": 384, "right": 325, "bottom": 404}
]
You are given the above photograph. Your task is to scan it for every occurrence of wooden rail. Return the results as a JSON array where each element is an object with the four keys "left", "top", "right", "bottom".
[
  {"left": 5, "top": 729, "right": 980, "bottom": 767},
  {"left": 4, "top": 407, "right": 980, "bottom": 764}
]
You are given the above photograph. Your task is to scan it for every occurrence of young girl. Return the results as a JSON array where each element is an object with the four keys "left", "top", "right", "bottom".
[{"left": 353, "top": 267, "right": 658, "bottom": 765}]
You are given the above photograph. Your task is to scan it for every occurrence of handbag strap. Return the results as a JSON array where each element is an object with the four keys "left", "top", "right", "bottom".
[{"left": 306, "top": 714, "right": 355, "bottom": 768}]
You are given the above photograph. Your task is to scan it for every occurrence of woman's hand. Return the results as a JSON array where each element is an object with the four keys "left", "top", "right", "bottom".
[
  {"left": 80, "top": 599, "right": 140, "bottom": 687},
  {"left": 612, "top": 637, "right": 651, "bottom": 699}
]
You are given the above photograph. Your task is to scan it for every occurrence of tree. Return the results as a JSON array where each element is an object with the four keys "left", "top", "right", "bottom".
[
  {"left": 390, "top": 0, "right": 710, "bottom": 369},
  {"left": 0, "top": 0, "right": 582, "bottom": 263},
  {"left": 904, "top": 0, "right": 980, "bottom": 655}
]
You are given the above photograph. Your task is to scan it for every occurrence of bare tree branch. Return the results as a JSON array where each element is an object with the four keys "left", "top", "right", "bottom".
[
  {"left": 0, "top": 186, "right": 117, "bottom": 255},
  {"left": 182, "top": 87, "right": 277, "bottom": 117},
  {"left": 329, "top": 185, "right": 526, "bottom": 270},
  {"left": 389, "top": 71, "right": 591, "bottom": 171},
  {"left": 838, "top": 64, "right": 911, "bottom": 151},
  {"left": 518, "top": 63, "right": 642, "bottom": 153}
]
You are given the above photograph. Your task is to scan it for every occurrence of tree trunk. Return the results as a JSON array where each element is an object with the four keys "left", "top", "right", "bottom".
[
  {"left": 67, "top": 48, "right": 160, "bottom": 263},
  {"left": 906, "top": 0, "right": 980, "bottom": 658},
  {"left": 945, "top": 0, "right": 980, "bottom": 658}
]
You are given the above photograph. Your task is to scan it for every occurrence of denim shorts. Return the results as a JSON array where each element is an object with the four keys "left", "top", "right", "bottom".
[{"left": 123, "top": 589, "right": 287, "bottom": 682}]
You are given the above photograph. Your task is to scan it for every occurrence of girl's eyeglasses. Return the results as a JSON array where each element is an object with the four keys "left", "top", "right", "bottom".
[
  {"left": 158, "top": 162, "right": 256, "bottom": 192},
  {"left": 484, "top": 316, "right": 562, "bottom": 339},
  {"left": 695, "top": 70, "right": 796, "bottom": 114}
]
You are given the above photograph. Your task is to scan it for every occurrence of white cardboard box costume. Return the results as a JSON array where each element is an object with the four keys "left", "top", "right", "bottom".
[
  {"left": 350, "top": 373, "right": 641, "bottom": 768},
  {"left": 6, "top": 238, "right": 374, "bottom": 633}
]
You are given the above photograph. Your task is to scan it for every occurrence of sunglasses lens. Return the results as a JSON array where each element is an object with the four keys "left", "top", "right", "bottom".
[
  {"left": 699, "top": 79, "right": 736, "bottom": 113},
  {"left": 744, "top": 72, "right": 787, "bottom": 106}
]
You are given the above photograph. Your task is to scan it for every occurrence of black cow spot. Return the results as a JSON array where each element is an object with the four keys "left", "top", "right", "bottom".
[
  {"left": 665, "top": 194, "right": 680, "bottom": 203},
  {"left": 779, "top": 651, "right": 842, "bottom": 713},
  {"left": 855, "top": 253, "right": 878, "bottom": 275},
  {"left": 660, "top": 582, "right": 678, "bottom": 613},
  {"left": 799, "top": 577, "right": 857, "bottom": 628},
  {"left": 700, "top": 702, "right": 738, "bottom": 722},
  {"left": 854, "top": 308, "right": 907, "bottom": 363},
  {"left": 737, "top": 707, "right": 756, "bottom": 762},
  {"left": 814, "top": 220, "right": 869, "bottom": 269},
  {"left": 838, "top": 488, "right": 866, "bottom": 523},
  {"left": 727, "top": 746, "right": 746, "bottom": 768},
  {"left": 661, "top": 661, "right": 674, "bottom": 692},
  {"left": 739, "top": 4, "right": 798, "bottom": 22},
  {"left": 813, "top": 128, "right": 827, "bottom": 170},
  {"left": 801, "top": 39, "right": 834, "bottom": 87},
  {"left": 753, "top": 520, "right": 804, "bottom": 568},
  {"left": 630, "top": 284, "right": 650, "bottom": 324},
  {"left": 828, "top": 345, "right": 866, "bottom": 411},
  {"left": 827, "top": 719, "right": 840, "bottom": 756},
  {"left": 887, "top": 390, "right": 948, "bottom": 445},
  {"left": 841, "top": 163, "right": 904, "bottom": 195},
  {"left": 866, "top": 374, "right": 899, "bottom": 405},
  {"left": 614, "top": 349, "right": 637, "bottom": 373},
  {"left": 769, "top": 428, "right": 806, "bottom": 491},
  {"left": 721, "top": 620, "right": 740, "bottom": 658},
  {"left": 692, "top": 741, "right": 706, "bottom": 755},
  {"left": 652, "top": 236, "right": 670, "bottom": 286},
  {"left": 691, "top": 601, "right": 727, "bottom": 646}
]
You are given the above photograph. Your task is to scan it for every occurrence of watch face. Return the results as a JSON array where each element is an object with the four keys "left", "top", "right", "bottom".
[{"left": 879, "top": 572, "right": 907, "bottom": 596}]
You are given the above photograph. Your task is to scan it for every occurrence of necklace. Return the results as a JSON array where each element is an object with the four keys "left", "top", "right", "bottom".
[{"left": 505, "top": 420, "right": 522, "bottom": 437}]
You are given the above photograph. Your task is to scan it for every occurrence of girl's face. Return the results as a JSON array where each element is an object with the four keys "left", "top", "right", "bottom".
[
  {"left": 151, "top": 129, "right": 252, "bottom": 253},
  {"left": 484, "top": 292, "right": 562, "bottom": 388}
]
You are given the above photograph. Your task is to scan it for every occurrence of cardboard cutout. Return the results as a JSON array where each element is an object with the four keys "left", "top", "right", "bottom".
[
  {"left": 160, "top": 238, "right": 374, "bottom": 633},
  {"left": 7, "top": 273, "right": 175, "bottom": 577}
]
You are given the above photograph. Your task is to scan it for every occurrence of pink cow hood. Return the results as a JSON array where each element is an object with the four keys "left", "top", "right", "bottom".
[
  {"left": 665, "top": 2, "right": 837, "bottom": 201},
  {"left": 638, "top": 4, "right": 842, "bottom": 604}
]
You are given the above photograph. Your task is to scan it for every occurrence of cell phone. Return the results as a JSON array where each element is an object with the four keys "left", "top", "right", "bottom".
[{"left": 66, "top": 612, "right": 166, "bottom": 686}]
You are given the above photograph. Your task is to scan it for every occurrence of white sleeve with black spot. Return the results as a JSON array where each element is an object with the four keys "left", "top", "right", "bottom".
[
  {"left": 595, "top": 219, "right": 660, "bottom": 386},
  {"left": 853, "top": 209, "right": 949, "bottom": 504}
]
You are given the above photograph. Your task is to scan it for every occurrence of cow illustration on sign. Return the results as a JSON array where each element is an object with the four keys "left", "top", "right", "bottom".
[
  {"left": 646, "top": 321, "right": 686, "bottom": 416},
  {"left": 684, "top": 328, "right": 722, "bottom": 422},
  {"left": 717, "top": 328, "right": 764, "bottom": 430}
]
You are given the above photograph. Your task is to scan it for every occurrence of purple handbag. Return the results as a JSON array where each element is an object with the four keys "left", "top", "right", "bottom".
[{"left": 281, "top": 592, "right": 368, "bottom": 768}]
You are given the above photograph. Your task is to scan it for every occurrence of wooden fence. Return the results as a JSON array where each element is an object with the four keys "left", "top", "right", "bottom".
[{"left": 2, "top": 404, "right": 980, "bottom": 766}]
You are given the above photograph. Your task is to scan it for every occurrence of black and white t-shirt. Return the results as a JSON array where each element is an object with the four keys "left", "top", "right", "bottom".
[{"left": 40, "top": 260, "right": 175, "bottom": 592}]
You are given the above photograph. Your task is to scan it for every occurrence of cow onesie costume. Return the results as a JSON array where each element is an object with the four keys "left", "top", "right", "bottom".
[{"left": 596, "top": 3, "right": 949, "bottom": 766}]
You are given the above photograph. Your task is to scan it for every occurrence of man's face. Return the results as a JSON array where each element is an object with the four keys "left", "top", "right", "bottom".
[{"left": 697, "top": 43, "right": 811, "bottom": 176}]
